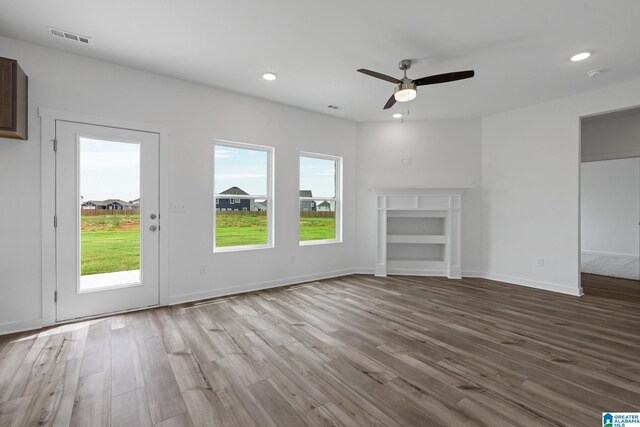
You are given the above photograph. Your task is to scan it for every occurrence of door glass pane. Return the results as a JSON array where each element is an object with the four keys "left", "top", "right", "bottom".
[{"left": 79, "top": 137, "right": 141, "bottom": 292}]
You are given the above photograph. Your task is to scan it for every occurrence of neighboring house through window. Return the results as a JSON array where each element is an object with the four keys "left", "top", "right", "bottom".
[{"left": 214, "top": 140, "right": 273, "bottom": 251}]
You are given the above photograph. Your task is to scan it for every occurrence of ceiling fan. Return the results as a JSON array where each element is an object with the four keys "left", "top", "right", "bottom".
[{"left": 357, "top": 59, "right": 475, "bottom": 110}]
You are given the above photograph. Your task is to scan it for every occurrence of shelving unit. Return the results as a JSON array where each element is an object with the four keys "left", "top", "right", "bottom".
[{"left": 371, "top": 187, "right": 468, "bottom": 278}]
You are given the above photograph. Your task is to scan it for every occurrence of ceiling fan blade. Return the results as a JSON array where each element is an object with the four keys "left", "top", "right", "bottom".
[
  {"left": 383, "top": 94, "right": 397, "bottom": 110},
  {"left": 413, "top": 70, "right": 475, "bottom": 86},
  {"left": 357, "top": 69, "right": 401, "bottom": 84}
]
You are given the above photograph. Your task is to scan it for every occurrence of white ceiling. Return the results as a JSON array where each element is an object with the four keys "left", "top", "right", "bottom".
[{"left": 1, "top": 0, "right": 640, "bottom": 122}]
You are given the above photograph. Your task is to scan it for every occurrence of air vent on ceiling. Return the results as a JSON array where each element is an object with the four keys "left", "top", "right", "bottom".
[
  {"left": 48, "top": 27, "right": 92, "bottom": 45},
  {"left": 327, "top": 105, "right": 340, "bottom": 110}
]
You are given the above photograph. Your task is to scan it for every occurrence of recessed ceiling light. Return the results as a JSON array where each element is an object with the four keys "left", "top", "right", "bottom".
[
  {"left": 392, "top": 113, "right": 403, "bottom": 119},
  {"left": 262, "top": 72, "right": 277, "bottom": 81},
  {"left": 570, "top": 52, "right": 591, "bottom": 62}
]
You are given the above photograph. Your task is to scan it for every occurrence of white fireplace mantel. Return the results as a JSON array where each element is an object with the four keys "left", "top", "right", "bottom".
[{"left": 371, "top": 187, "right": 469, "bottom": 278}]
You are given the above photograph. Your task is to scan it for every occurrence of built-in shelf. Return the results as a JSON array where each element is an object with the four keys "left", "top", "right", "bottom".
[
  {"left": 387, "top": 235, "right": 447, "bottom": 244},
  {"left": 372, "top": 187, "right": 468, "bottom": 278}
]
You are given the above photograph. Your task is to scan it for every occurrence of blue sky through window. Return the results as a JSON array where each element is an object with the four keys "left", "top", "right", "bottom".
[
  {"left": 215, "top": 145, "right": 268, "bottom": 195},
  {"left": 300, "top": 156, "right": 336, "bottom": 198},
  {"left": 80, "top": 137, "right": 140, "bottom": 201}
]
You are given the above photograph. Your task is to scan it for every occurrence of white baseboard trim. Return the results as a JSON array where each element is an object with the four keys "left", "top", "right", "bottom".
[
  {"left": 354, "top": 268, "right": 485, "bottom": 278},
  {"left": 386, "top": 269, "right": 447, "bottom": 277},
  {"left": 0, "top": 318, "right": 44, "bottom": 336},
  {"left": 482, "top": 272, "right": 583, "bottom": 296},
  {"left": 582, "top": 249, "right": 639, "bottom": 258},
  {"left": 354, "top": 268, "right": 581, "bottom": 296},
  {"left": 0, "top": 268, "right": 585, "bottom": 337},
  {"left": 461, "top": 270, "right": 486, "bottom": 278},
  {"left": 1, "top": 269, "right": 356, "bottom": 336},
  {"left": 168, "top": 268, "right": 356, "bottom": 306}
]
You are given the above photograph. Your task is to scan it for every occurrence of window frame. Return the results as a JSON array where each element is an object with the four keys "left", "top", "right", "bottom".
[
  {"left": 213, "top": 139, "right": 274, "bottom": 252},
  {"left": 299, "top": 151, "right": 342, "bottom": 246}
]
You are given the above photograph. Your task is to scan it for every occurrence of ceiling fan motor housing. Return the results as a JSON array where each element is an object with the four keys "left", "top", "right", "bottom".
[{"left": 394, "top": 79, "right": 417, "bottom": 102}]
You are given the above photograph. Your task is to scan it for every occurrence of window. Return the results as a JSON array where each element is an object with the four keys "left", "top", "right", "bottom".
[
  {"left": 299, "top": 153, "right": 341, "bottom": 244},
  {"left": 214, "top": 141, "right": 273, "bottom": 251}
]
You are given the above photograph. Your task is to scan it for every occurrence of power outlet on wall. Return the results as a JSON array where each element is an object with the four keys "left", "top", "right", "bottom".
[
  {"left": 536, "top": 258, "right": 544, "bottom": 268},
  {"left": 200, "top": 264, "right": 208, "bottom": 274},
  {"left": 401, "top": 158, "right": 412, "bottom": 166}
]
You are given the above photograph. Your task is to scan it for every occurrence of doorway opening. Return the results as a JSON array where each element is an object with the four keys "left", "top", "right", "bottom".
[{"left": 580, "top": 106, "right": 640, "bottom": 295}]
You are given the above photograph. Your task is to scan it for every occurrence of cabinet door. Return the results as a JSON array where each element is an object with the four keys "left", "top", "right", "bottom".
[{"left": 0, "top": 59, "right": 13, "bottom": 129}]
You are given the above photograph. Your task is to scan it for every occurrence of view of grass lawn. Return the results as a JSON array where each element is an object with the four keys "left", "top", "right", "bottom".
[
  {"left": 81, "top": 230, "right": 140, "bottom": 275},
  {"left": 299, "top": 215, "right": 336, "bottom": 241},
  {"left": 215, "top": 212, "right": 268, "bottom": 247},
  {"left": 81, "top": 214, "right": 140, "bottom": 275},
  {"left": 81, "top": 211, "right": 336, "bottom": 275},
  {"left": 215, "top": 211, "right": 335, "bottom": 247}
]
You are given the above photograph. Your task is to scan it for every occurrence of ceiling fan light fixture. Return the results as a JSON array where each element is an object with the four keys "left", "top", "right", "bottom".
[
  {"left": 394, "top": 88, "right": 416, "bottom": 102},
  {"left": 394, "top": 81, "right": 417, "bottom": 102}
]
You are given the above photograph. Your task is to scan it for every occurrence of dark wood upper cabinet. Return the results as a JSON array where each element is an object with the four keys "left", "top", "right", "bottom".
[{"left": 0, "top": 57, "right": 28, "bottom": 140}]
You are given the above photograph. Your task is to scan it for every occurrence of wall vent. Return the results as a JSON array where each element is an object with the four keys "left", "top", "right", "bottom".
[{"left": 49, "top": 27, "right": 92, "bottom": 45}]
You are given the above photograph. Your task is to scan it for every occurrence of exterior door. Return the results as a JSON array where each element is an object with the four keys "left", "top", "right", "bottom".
[{"left": 56, "top": 121, "right": 160, "bottom": 321}]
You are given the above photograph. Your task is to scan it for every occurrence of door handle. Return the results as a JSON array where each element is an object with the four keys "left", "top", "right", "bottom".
[{"left": 150, "top": 225, "right": 158, "bottom": 232}]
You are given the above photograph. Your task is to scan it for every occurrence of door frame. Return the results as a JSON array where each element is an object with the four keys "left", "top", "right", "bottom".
[
  {"left": 39, "top": 108, "right": 170, "bottom": 326},
  {"left": 578, "top": 104, "right": 640, "bottom": 293}
]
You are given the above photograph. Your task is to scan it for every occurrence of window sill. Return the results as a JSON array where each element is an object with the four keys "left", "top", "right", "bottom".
[
  {"left": 299, "top": 239, "right": 342, "bottom": 247},
  {"left": 214, "top": 244, "right": 273, "bottom": 253}
]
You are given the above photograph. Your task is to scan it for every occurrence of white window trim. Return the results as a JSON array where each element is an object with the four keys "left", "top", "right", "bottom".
[
  {"left": 213, "top": 139, "right": 274, "bottom": 252},
  {"left": 299, "top": 151, "right": 342, "bottom": 246}
]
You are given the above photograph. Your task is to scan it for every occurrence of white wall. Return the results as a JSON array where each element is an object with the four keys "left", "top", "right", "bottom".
[
  {"left": 5, "top": 35, "right": 640, "bottom": 334},
  {"left": 355, "top": 119, "right": 483, "bottom": 275},
  {"left": 482, "top": 77, "right": 640, "bottom": 296},
  {"left": 0, "top": 36, "right": 357, "bottom": 333},
  {"left": 581, "top": 158, "right": 639, "bottom": 257},
  {"left": 582, "top": 110, "right": 640, "bottom": 162}
]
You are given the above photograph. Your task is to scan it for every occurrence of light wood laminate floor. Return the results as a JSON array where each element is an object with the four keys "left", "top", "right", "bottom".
[{"left": 1, "top": 274, "right": 639, "bottom": 426}]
